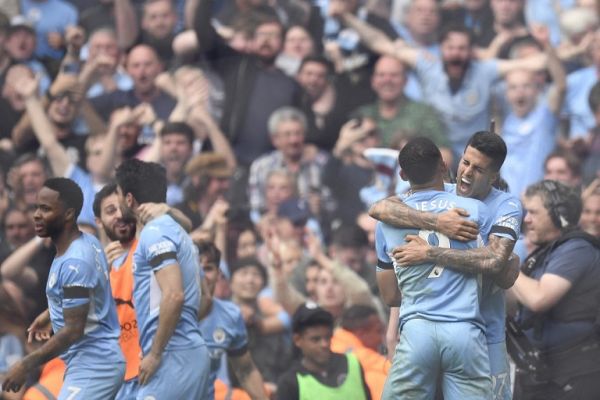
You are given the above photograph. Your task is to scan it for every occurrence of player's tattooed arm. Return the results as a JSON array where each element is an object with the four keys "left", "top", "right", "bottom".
[
  {"left": 369, "top": 197, "right": 479, "bottom": 241},
  {"left": 230, "top": 350, "right": 269, "bottom": 400},
  {"left": 369, "top": 197, "right": 436, "bottom": 229},
  {"left": 393, "top": 235, "right": 518, "bottom": 288},
  {"left": 22, "top": 302, "right": 88, "bottom": 369},
  {"left": 3, "top": 302, "right": 88, "bottom": 393}
]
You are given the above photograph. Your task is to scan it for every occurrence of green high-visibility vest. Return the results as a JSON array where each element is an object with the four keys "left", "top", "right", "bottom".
[{"left": 297, "top": 353, "right": 367, "bottom": 400}]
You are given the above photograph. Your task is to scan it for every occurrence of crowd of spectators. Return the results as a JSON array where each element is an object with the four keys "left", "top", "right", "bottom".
[{"left": 0, "top": 0, "right": 599, "bottom": 398}]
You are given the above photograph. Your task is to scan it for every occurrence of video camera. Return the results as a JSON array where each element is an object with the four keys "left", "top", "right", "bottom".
[{"left": 505, "top": 317, "right": 550, "bottom": 379}]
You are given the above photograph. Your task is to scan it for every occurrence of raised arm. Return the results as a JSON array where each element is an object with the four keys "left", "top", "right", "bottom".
[
  {"left": 269, "top": 259, "right": 306, "bottom": 316},
  {"left": 189, "top": 106, "right": 237, "bottom": 170},
  {"left": 94, "top": 107, "right": 137, "bottom": 180},
  {"left": 184, "top": 0, "right": 200, "bottom": 30},
  {"left": 14, "top": 76, "right": 70, "bottom": 177},
  {"left": 306, "top": 230, "right": 375, "bottom": 309},
  {"left": 497, "top": 52, "right": 547, "bottom": 77},
  {"left": 193, "top": 0, "right": 219, "bottom": 54},
  {"left": 369, "top": 197, "right": 479, "bottom": 241},
  {"left": 114, "top": 0, "right": 139, "bottom": 50},
  {"left": 334, "top": 10, "right": 419, "bottom": 67},
  {"left": 532, "top": 26, "right": 566, "bottom": 115},
  {"left": 266, "top": 230, "right": 306, "bottom": 315}
]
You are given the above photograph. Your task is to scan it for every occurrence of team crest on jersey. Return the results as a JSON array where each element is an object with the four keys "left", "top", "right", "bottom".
[
  {"left": 213, "top": 328, "right": 226, "bottom": 344},
  {"left": 465, "top": 88, "right": 480, "bottom": 106},
  {"left": 48, "top": 273, "right": 57, "bottom": 288}
]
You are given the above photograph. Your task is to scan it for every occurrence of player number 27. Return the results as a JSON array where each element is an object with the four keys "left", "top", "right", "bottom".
[{"left": 418, "top": 230, "right": 450, "bottom": 279}]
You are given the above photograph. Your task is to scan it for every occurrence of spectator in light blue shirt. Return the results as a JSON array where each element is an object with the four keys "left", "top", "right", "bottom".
[
  {"left": 390, "top": 0, "right": 441, "bottom": 101},
  {"left": 5, "top": 16, "right": 51, "bottom": 94},
  {"left": 500, "top": 35, "right": 566, "bottom": 196},
  {"left": 84, "top": 28, "right": 133, "bottom": 99},
  {"left": 21, "top": 0, "right": 78, "bottom": 61},
  {"left": 564, "top": 30, "right": 600, "bottom": 139},
  {"left": 329, "top": 13, "right": 549, "bottom": 161}
]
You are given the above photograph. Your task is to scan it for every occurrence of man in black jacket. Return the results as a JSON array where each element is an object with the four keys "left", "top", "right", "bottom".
[{"left": 194, "top": 1, "right": 302, "bottom": 167}]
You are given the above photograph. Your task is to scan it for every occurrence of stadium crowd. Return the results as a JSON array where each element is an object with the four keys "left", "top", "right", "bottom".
[{"left": 0, "top": 0, "right": 599, "bottom": 399}]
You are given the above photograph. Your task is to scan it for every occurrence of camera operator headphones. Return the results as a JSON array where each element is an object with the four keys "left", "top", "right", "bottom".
[{"left": 541, "top": 180, "right": 573, "bottom": 229}]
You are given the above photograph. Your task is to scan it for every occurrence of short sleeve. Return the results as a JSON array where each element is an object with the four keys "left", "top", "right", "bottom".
[
  {"left": 142, "top": 224, "right": 179, "bottom": 272},
  {"left": 476, "top": 203, "right": 493, "bottom": 245},
  {"left": 375, "top": 223, "right": 393, "bottom": 271},
  {"left": 60, "top": 258, "right": 97, "bottom": 309},
  {"left": 479, "top": 59, "right": 501, "bottom": 84},
  {"left": 544, "top": 240, "right": 597, "bottom": 284},
  {"left": 227, "top": 306, "right": 249, "bottom": 356},
  {"left": 414, "top": 50, "right": 441, "bottom": 81},
  {"left": 489, "top": 197, "right": 523, "bottom": 241}
]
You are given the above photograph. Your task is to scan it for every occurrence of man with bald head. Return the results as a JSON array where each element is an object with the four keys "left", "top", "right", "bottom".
[
  {"left": 91, "top": 44, "right": 176, "bottom": 122},
  {"left": 353, "top": 55, "right": 447, "bottom": 149}
]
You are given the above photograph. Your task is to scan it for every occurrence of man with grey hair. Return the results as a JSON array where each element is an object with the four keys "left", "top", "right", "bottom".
[
  {"left": 248, "top": 106, "right": 330, "bottom": 219},
  {"left": 82, "top": 27, "right": 133, "bottom": 98}
]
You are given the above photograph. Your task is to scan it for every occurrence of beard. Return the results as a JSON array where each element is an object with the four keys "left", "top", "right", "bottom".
[
  {"left": 42, "top": 218, "right": 65, "bottom": 239},
  {"left": 105, "top": 221, "right": 136, "bottom": 243}
]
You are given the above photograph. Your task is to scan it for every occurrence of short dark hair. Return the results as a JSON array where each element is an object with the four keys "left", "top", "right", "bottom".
[
  {"left": 589, "top": 81, "right": 600, "bottom": 113},
  {"left": 544, "top": 149, "right": 582, "bottom": 178},
  {"left": 331, "top": 223, "right": 368, "bottom": 248},
  {"left": 197, "top": 241, "right": 222, "bottom": 265},
  {"left": 93, "top": 182, "right": 118, "bottom": 218},
  {"left": 465, "top": 131, "right": 507, "bottom": 172},
  {"left": 115, "top": 159, "right": 167, "bottom": 204},
  {"left": 298, "top": 55, "right": 333, "bottom": 75},
  {"left": 250, "top": 5, "right": 282, "bottom": 34},
  {"left": 229, "top": 257, "right": 267, "bottom": 285},
  {"left": 160, "top": 122, "right": 194, "bottom": 145},
  {"left": 292, "top": 304, "right": 334, "bottom": 334},
  {"left": 439, "top": 23, "right": 474, "bottom": 46},
  {"left": 398, "top": 137, "right": 442, "bottom": 184},
  {"left": 43, "top": 178, "right": 84, "bottom": 219},
  {"left": 13, "top": 153, "right": 51, "bottom": 177},
  {"left": 341, "top": 305, "right": 378, "bottom": 332}
]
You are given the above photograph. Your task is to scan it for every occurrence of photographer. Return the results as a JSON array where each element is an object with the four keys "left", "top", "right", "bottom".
[{"left": 509, "top": 180, "right": 600, "bottom": 399}]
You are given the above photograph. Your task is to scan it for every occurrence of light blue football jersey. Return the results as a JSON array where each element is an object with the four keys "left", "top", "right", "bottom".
[
  {"left": 199, "top": 298, "right": 248, "bottom": 399},
  {"left": 375, "top": 190, "right": 493, "bottom": 331},
  {"left": 46, "top": 232, "right": 123, "bottom": 365},
  {"left": 133, "top": 215, "right": 204, "bottom": 354},
  {"left": 449, "top": 184, "right": 523, "bottom": 344}
]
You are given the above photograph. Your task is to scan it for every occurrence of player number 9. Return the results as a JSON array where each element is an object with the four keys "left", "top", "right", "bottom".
[{"left": 418, "top": 230, "right": 450, "bottom": 279}]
